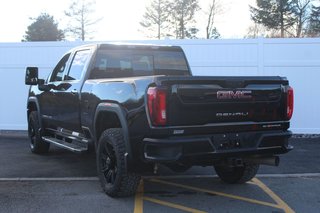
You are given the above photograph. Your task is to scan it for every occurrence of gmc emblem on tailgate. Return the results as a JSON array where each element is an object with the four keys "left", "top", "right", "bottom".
[{"left": 217, "top": 91, "right": 252, "bottom": 100}]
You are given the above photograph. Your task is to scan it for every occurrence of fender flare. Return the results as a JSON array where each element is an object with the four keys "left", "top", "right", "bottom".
[
  {"left": 94, "top": 102, "right": 132, "bottom": 160},
  {"left": 27, "top": 97, "right": 43, "bottom": 130}
]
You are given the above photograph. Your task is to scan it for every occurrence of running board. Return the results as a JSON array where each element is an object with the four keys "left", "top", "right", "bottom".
[{"left": 42, "top": 136, "right": 88, "bottom": 153}]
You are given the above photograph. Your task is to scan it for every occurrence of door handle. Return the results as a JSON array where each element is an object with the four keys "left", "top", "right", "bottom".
[{"left": 71, "top": 89, "right": 78, "bottom": 95}]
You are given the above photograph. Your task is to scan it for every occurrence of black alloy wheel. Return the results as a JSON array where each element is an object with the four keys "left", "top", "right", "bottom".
[
  {"left": 97, "top": 128, "right": 140, "bottom": 197},
  {"left": 28, "top": 111, "right": 50, "bottom": 154},
  {"left": 100, "top": 142, "right": 117, "bottom": 185}
]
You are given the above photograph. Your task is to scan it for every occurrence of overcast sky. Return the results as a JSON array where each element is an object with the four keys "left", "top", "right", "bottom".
[{"left": 0, "top": 0, "right": 256, "bottom": 42}]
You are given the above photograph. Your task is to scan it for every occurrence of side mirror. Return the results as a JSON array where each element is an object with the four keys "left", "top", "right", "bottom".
[
  {"left": 38, "top": 79, "right": 45, "bottom": 86},
  {"left": 38, "top": 79, "right": 51, "bottom": 92},
  {"left": 25, "top": 67, "right": 39, "bottom": 85}
]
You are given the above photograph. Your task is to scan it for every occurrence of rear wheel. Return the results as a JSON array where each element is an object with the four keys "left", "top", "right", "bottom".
[
  {"left": 214, "top": 163, "right": 259, "bottom": 184},
  {"left": 28, "top": 111, "right": 50, "bottom": 154},
  {"left": 97, "top": 128, "right": 140, "bottom": 197}
]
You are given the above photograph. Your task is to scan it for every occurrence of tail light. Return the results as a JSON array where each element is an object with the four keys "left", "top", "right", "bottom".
[
  {"left": 147, "top": 87, "right": 167, "bottom": 126},
  {"left": 286, "top": 86, "right": 294, "bottom": 120}
]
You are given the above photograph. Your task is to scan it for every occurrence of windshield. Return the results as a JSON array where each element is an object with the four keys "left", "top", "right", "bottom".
[{"left": 89, "top": 49, "right": 190, "bottom": 79}]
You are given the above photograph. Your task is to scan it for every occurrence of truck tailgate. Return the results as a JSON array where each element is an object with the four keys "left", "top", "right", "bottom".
[{"left": 154, "top": 76, "right": 289, "bottom": 126}]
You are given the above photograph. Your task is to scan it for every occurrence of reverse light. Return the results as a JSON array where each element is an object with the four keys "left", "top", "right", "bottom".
[
  {"left": 147, "top": 87, "right": 167, "bottom": 126},
  {"left": 286, "top": 86, "right": 294, "bottom": 120}
]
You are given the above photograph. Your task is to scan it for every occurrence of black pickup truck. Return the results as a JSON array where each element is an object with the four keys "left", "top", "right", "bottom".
[{"left": 25, "top": 43, "right": 294, "bottom": 197}]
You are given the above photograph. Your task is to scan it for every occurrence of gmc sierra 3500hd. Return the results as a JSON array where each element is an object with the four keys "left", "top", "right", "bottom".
[{"left": 25, "top": 43, "right": 294, "bottom": 197}]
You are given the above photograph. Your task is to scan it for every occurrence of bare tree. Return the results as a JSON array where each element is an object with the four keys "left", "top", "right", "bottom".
[
  {"left": 140, "top": 0, "right": 170, "bottom": 39},
  {"left": 205, "top": 0, "right": 223, "bottom": 39},
  {"left": 306, "top": 3, "right": 320, "bottom": 37},
  {"left": 292, "top": 0, "right": 312, "bottom": 37},
  {"left": 64, "top": 0, "right": 102, "bottom": 41},
  {"left": 245, "top": 23, "right": 266, "bottom": 38}
]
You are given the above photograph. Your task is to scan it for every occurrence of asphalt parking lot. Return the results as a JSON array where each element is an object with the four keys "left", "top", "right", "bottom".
[{"left": 0, "top": 133, "right": 319, "bottom": 213}]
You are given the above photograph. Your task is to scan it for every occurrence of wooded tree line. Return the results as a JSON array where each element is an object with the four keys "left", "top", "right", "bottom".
[
  {"left": 23, "top": 0, "right": 101, "bottom": 41},
  {"left": 140, "top": 0, "right": 222, "bottom": 39},
  {"left": 24, "top": 0, "right": 222, "bottom": 41},
  {"left": 249, "top": 0, "right": 320, "bottom": 38},
  {"left": 23, "top": 0, "right": 320, "bottom": 41}
]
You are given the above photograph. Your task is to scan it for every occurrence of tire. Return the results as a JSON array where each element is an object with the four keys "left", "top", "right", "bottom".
[
  {"left": 28, "top": 111, "right": 50, "bottom": 154},
  {"left": 214, "top": 163, "right": 259, "bottom": 184},
  {"left": 96, "top": 128, "right": 140, "bottom": 197}
]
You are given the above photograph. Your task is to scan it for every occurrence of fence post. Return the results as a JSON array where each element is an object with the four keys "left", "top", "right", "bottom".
[{"left": 257, "top": 37, "right": 264, "bottom": 76}]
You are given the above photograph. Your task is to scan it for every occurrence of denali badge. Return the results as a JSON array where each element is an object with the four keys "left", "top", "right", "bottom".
[
  {"left": 216, "top": 112, "right": 249, "bottom": 117},
  {"left": 217, "top": 90, "right": 252, "bottom": 99}
]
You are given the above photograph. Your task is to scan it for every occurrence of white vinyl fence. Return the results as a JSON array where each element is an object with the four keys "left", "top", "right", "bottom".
[{"left": 0, "top": 38, "right": 319, "bottom": 134}]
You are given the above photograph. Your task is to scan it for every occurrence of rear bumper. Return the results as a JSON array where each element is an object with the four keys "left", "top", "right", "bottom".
[{"left": 142, "top": 130, "right": 292, "bottom": 164}]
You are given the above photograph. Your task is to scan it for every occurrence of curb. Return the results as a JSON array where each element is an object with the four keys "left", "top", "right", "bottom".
[
  {"left": 0, "top": 130, "right": 28, "bottom": 139},
  {"left": 291, "top": 134, "right": 320, "bottom": 139}
]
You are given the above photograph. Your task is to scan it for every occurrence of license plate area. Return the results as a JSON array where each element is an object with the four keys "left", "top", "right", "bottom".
[{"left": 212, "top": 133, "right": 257, "bottom": 151}]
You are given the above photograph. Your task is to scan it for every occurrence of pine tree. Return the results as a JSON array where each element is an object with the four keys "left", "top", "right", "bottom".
[
  {"left": 250, "top": 0, "right": 296, "bottom": 37},
  {"left": 23, "top": 13, "right": 64, "bottom": 41},
  {"left": 168, "top": 0, "right": 200, "bottom": 39}
]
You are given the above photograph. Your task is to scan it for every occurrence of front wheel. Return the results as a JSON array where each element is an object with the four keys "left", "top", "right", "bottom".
[
  {"left": 96, "top": 128, "right": 140, "bottom": 197},
  {"left": 214, "top": 163, "right": 259, "bottom": 184},
  {"left": 28, "top": 111, "right": 50, "bottom": 154}
]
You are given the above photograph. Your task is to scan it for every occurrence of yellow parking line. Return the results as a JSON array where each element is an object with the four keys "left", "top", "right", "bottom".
[
  {"left": 252, "top": 178, "right": 295, "bottom": 213},
  {"left": 150, "top": 178, "right": 282, "bottom": 210},
  {"left": 133, "top": 179, "right": 144, "bottom": 213},
  {"left": 135, "top": 177, "right": 294, "bottom": 212},
  {"left": 247, "top": 181, "right": 259, "bottom": 186},
  {"left": 144, "top": 196, "right": 207, "bottom": 213}
]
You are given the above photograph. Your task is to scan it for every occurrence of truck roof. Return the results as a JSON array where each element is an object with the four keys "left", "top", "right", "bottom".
[
  {"left": 70, "top": 42, "right": 183, "bottom": 52},
  {"left": 98, "top": 42, "right": 183, "bottom": 51}
]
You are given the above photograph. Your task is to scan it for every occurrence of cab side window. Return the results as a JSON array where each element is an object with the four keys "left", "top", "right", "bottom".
[
  {"left": 66, "top": 49, "right": 91, "bottom": 81},
  {"left": 50, "top": 53, "right": 71, "bottom": 82}
]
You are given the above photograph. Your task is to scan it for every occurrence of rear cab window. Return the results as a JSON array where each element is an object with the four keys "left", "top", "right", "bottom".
[{"left": 89, "top": 46, "right": 190, "bottom": 79}]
